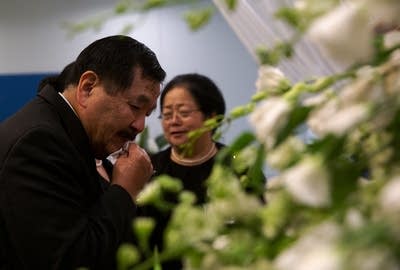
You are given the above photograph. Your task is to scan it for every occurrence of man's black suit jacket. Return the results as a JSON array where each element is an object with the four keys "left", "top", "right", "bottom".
[{"left": 0, "top": 86, "right": 136, "bottom": 269}]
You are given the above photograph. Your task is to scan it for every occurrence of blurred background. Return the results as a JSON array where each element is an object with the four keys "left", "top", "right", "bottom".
[{"left": 0, "top": 0, "right": 258, "bottom": 144}]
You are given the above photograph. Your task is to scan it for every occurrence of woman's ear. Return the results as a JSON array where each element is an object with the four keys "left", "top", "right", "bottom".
[{"left": 76, "top": 71, "right": 98, "bottom": 108}]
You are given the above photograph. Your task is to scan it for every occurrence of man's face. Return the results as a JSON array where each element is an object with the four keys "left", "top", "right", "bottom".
[{"left": 83, "top": 68, "right": 160, "bottom": 158}]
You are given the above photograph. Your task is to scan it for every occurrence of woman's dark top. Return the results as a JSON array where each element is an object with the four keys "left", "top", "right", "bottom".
[
  {"left": 137, "top": 142, "right": 225, "bottom": 269},
  {"left": 150, "top": 142, "right": 225, "bottom": 204}
]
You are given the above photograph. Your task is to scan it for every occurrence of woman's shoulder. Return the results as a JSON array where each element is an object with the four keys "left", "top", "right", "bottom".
[
  {"left": 215, "top": 142, "right": 226, "bottom": 149},
  {"left": 150, "top": 147, "right": 172, "bottom": 164}
]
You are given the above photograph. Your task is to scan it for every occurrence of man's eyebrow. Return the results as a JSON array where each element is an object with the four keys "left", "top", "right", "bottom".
[{"left": 135, "top": 94, "right": 151, "bottom": 105}]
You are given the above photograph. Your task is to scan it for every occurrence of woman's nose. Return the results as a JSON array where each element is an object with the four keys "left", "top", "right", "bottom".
[{"left": 170, "top": 112, "right": 182, "bottom": 123}]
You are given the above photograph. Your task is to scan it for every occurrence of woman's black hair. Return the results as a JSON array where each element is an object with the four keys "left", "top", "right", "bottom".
[
  {"left": 160, "top": 73, "right": 226, "bottom": 118},
  {"left": 37, "top": 61, "right": 75, "bottom": 92}
]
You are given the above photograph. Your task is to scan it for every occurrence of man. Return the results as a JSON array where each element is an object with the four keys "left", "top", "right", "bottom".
[{"left": 0, "top": 35, "right": 166, "bottom": 269}]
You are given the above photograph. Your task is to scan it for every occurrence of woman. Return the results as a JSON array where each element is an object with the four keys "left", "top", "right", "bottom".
[
  {"left": 138, "top": 73, "right": 226, "bottom": 269},
  {"left": 151, "top": 73, "right": 226, "bottom": 203}
]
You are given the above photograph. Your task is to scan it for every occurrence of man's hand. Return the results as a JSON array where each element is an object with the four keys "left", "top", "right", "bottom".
[{"left": 111, "top": 142, "right": 153, "bottom": 200}]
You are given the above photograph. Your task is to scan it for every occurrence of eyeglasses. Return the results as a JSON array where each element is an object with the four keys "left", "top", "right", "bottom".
[{"left": 158, "top": 109, "right": 200, "bottom": 121}]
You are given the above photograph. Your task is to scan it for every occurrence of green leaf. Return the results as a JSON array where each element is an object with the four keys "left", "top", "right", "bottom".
[
  {"left": 275, "top": 7, "right": 306, "bottom": 32},
  {"left": 133, "top": 217, "right": 155, "bottom": 255},
  {"left": 216, "top": 132, "right": 256, "bottom": 165},
  {"left": 120, "top": 23, "right": 134, "bottom": 35},
  {"left": 137, "top": 126, "right": 149, "bottom": 149},
  {"left": 114, "top": 0, "right": 130, "bottom": 14},
  {"left": 183, "top": 7, "right": 214, "bottom": 31},
  {"left": 229, "top": 103, "right": 255, "bottom": 119},
  {"left": 245, "top": 145, "right": 267, "bottom": 196},
  {"left": 155, "top": 134, "right": 168, "bottom": 150},
  {"left": 224, "top": 0, "right": 237, "bottom": 10},
  {"left": 153, "top": 247, "right": 162, "bottom": 270},
  {"left": 141, "top": 0, "right": 168, "bottom": 11},
  {"left": 117, "top": 244, "right": 140, "bottom": 270},
  {"left": 256, "top": 46, "right": 280, "bottom": 66}
]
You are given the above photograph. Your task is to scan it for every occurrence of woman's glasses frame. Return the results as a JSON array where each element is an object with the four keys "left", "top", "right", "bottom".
[{"left": 158, "top": 108, "right": 201, "bottom": 121}]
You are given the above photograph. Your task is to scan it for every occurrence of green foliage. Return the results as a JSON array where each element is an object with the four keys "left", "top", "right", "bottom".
[
  {"left": 117, "top": 243, "right": 140, "bottom": 270},
  {"left": 132, "top": 218, "right": 155, "bottom": 255},
  {"left": 256, "top": 42, "right": 293, "bottom": 66},
  {"left": 80, "top": 1, "right": 400, "bottom": 269},
  {"left": 224, "top": 0, "right": 237, "bottom": 10},
  {"left": 275, "top": 7, "right": 309, "bottom": 32},
  {"left": 64, "top": 0, "right": 214, "bottom": 37},
  {"left": 275, "top": 0, "right": 339, "bottom": 32},
  {"left": 114, "top": 0, "right": 131, "bottom": 14},
  {"left": 141, "top": 0, "right": 168, "bottom": 11},
  {"left": 136, "top": 175, "right": 183, "bottom": 212},
  {"left": 183, "top": 6, "right": 214, "bottom": 31}
]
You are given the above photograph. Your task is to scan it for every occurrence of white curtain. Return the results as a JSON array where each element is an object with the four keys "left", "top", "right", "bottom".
[{"left": 213, "top": 0, "right": 343, "bottom": 82}]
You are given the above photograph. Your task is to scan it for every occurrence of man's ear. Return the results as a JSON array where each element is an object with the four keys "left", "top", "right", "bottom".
[{"left": 76, "top": 71, "right": 98, "bottom": 108}]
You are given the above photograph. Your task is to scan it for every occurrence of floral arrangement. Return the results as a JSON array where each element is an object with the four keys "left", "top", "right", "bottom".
[{"left": 113, "top": 0, "right": 400, "bottom": 269}]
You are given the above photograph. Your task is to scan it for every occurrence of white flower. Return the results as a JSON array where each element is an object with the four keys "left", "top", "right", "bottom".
[
  {"left": 364, "top": 0, "right": 400, "bottom": 30},
  {"left": 378, "top": 55, "right": 400, "bottom": 102},
  {"left": 307, "top": 0, "right": 400, "bottom": 67},
  {"left": 308, "top": 103, "right": 369, "bottom": 137},
  {"left": 135, "top": 181, "right": 161, "bottom": 205},
  {"left": 379, "top": 176, "right": 400, "bottom": 221},
  {"left": 212, "top": 235, "right": 230, "bottom": 250},
  {"left": 339, "top": 73, "right": 384, "bottom": 105},
  {"left": 294, "top": 0, "right": 306, "bottom": 10},
  {"left": 349, "top": 247, "right": 399, "bottom": 270},
  {"left": 345, "top": 208, "right": 365, "bottom": 229},
  {"left": 294, "top": 0, "right": 338, "bottom": 15},
  {"left": 307, "top": 1, "right": 372, "bottom": 67},
  {"left": 306, "top": 99, "right": 337, "bottom": 136},
  {"left": 384, "top": 31, "right": 400, "bottom": 48},
  {"left": 255, "top": 65, "right": 288, "bottom": 94},
  {"left": 302, "top": 89, "right": 334, "bottom": 107},
  {"left": 264, "top": 175, "right": 284, "bottom": 204},
  {"left": 267, "top": 136, "right": 305, "bottom": 170},
  {"left": 249, "top": 97, "right": 292, "bottom": 149},
  {"left": 281, "top": 156, "right": 331, "bottom": 207},
  {"left": 274, "top": 222, "right": 342, "bottom": 270}
]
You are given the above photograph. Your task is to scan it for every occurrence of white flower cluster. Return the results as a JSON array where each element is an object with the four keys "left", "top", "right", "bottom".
[
  {"left": 308, "top": 101, "right": 369, "bottom": 137},
  {"left": 306, "top": 0, "right": 400, "bottom": 67},
  {"left": 379, "top": 175, "right": 400, "bottom": 231},
  {"left": 124, "top": 1, "right": 400, "bottom": 269},
  {"left": 249, "top": 96, "right": 292, "bottom": 149},
  {"left": 275, "top": 222, "right": 342, "bottom": 270},
  {"left": 255, "top": 65, "right": 289, "bottom": 94},
  {"left": 308, "top": 57, "right": 400, "bottom": 137},
  {"left": 244, "top": 1, "right": 400, "bottom": 268},
  {"left": 279, "top": 155, "right": 331, "bottom": 208}
]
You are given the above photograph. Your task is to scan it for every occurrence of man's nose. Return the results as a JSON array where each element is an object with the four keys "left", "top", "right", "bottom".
[{"left": 131, "top": 116, "right": 145, "bottom": 133}]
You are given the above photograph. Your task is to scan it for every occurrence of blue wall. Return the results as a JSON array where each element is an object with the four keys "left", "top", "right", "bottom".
[{"left": 0, "top": 73, "right": 54, "bottom": 122}]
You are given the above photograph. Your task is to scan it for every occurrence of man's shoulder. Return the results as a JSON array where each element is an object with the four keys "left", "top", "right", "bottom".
[{"left": 1, "top": 99, "right": 58, "bottom": 143}]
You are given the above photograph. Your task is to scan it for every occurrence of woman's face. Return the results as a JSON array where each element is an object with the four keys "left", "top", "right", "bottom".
[{"left": 161, "top": 87, "right": 207, "bottom": 147}]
